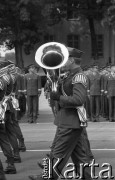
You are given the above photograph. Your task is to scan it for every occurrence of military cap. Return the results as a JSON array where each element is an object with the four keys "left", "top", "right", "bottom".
[
  {"left": 67, "top": 47, "right": 83, "bottom": 59},
  {"left": 28, "top": 64, "right": 35, "bottom": 70}
]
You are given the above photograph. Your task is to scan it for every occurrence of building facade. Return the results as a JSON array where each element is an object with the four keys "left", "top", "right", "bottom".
[{"left": 22, "top": 19, "right": 115, "bottom": 68}]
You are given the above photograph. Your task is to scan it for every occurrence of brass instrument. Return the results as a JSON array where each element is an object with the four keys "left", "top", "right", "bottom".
[{"left": 35, "top": 42, "right": 69, "bottom": 92}]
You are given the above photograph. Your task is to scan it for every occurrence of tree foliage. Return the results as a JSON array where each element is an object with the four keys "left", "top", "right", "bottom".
[{"left": 0, "top": 0, "right": 46, "bottom": 67}]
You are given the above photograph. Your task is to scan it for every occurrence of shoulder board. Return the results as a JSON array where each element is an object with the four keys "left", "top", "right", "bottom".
[
  {"left": 72, "top": 73, "right": 87, "bottom": 87},
  {"left": 0, "top": 79, "right": 4, "bottom": 90}
]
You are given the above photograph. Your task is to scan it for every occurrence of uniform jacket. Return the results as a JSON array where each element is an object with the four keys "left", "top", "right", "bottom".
[
  {"left": 54, "top": 67, "right": 88, "bottom": 129},
  {"left": 24, "top": 73, "right": 41, "bottom": 96},
  {"left": 5, "top": 75, "right": 14, "bottom": 112},
  {"left": 15, "top": 74, "right": 25, "bottom": 96},
  {"left": 105, "top": 72, "right": 115, "bottom": 97},
  {"left": 0, "top": 78, "right": 7, "bottom": 101},
  {"left": 88, "top": 72, "right": 101, "bottom": 96}
]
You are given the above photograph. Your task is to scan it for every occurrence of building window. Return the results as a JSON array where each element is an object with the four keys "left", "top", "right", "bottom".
[
  {"left": 67, "top": 34, "right": 80, "bottom": 49},
  {"left": 92, "top": 34, "right": 103, "bottom": 57},
  {"left": 44, "top": 34, "right": 55, "bottom": 43}
]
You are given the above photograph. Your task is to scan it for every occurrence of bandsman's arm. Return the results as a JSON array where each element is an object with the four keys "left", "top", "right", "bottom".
[
  {"left": 100, "top": 75, "right": 104, "bottom": 94},
  {"left": 104, "top": 75, "right": 108, "bottom": 94},
  {"left": 86, "top": 75, "right": 90, "bottom": 96},
  {"left": 23, "top": 74, "right": 27, "bottom": 95},
  {"left": 59, "top": 73, "right": 87, "bottom": 108},
  {"left": 38, "top": 75, "right": 42, "bottom": 95}
]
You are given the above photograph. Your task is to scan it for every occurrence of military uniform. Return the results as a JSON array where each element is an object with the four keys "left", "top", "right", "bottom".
[
  {"left": 15, "top": 73, "right": 26, "bottom": 120},
  {"left": 48, "top": 67, "right": 92, "bottom": 180},
  {"left": 2, "top": 67, "right": 22, "bottom": 165},
  {"left": 10, "top": 74, "right": 26, "bottom": 152},
  {"left": 101, "top": 71, "right": 109, "bottom": 119},
  {"left": 0, "top": 62, "right": 17, "bottom": 174},
  {"left": 104, "top": 72, "right": 115, "bottom": 121},
  {"left": 24, "top": 72, "right": 41, "bottom": 122},
  {"left": 84, "top": 70, "right": 91, "bottom": 120},
  {"left": 29, "top": 46, "right": 93, "bottom": 180},
  {"left": 88, "top": 71, "right": 101, "bottom": 121}
]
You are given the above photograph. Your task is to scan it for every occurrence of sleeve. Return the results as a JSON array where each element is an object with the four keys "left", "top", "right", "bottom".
[
  {"left": 104, "top": 76, "right": 108, "bottom": 93},
  {"left": 38, "top": 75, "right": 42, "bottom": 91},
  {"left": 60, "top": 83, "right": 87, "bottom": 108},
  {"left": 12, "top": 81, "right": 17, "bottom": 93},
  {"left": 23, "top": 75, "right": 27, "bottom": 94},
  {"left": 0, "top": 79, "right": 4, "bottom": 90},
  {"left": 87, "top": 76, "right": 90, "bottom": 93},
  {"left": 59, "top": 74, "right": 87, "bottom": 108},
  {"left": 100, "top": 75, "right": 104, "bottom": 92}
]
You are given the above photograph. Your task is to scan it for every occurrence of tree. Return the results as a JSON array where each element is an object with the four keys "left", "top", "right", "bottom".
[
  {"left": 0, "top": 0, "right": 46, "bottom": 67},
  {"left": 46, "top": 0, "right": 111, "bottom": 60}
]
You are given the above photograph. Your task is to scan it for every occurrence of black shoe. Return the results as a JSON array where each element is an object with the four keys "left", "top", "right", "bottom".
[
  {"left": 19, "top": 141, "right": 26, "bottom": 152},
  {"left": 14, "top": 154, "right": 21, "bottom": 163},
  {"left": 33, "top": 118, "right": 37, "bottom": 123},
  {"left": 92, "top": 119, "right": 97, "bottom": 122},
  {"left": 109, "top": 119, "right": 113, "bottom": 122},
  {"left": 4, "top": 163, "right": 16, "bottom": 174},
  {"left": 29, "top": 175, "right": 43, "bottom": 180},
  {"left": 28, "top": 118, "right": 33, "bottom": 123},
  {"left": 19, "top": 145, "right": 26, "bottom": 152},
  {"left": 37, "top": 162, "right": 44, "bottom": 169},
  {"left": 0, "top": 174, "right": 7, "bottom": 180}
]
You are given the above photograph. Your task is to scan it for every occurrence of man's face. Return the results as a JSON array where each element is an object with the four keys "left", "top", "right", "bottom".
[
  {"left": 29, "top": 67, "right": 35, "bottom": 73},
  {"left": 93, "top": 66, "right": 98, "bottom": 72},
  {"left": 62, "top": 57, "right": 74, "bottom": 72}
]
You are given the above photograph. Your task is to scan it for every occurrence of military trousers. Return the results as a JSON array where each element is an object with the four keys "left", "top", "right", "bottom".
[
  {"left": 103, "top": 95, "right": 109, "bottom": 119},
  {"left": 50, "top": 127, "right": 94, "bottom": 161},
  {"left": 0, "top": 124, "right": 14, "bottom": 164},
  {"left": 90, "top": 95, "right": 100, "bottom": 121},
  {"left": 85, "top": 96, "right": 91, "bottom": 119},
  {"left": 0, "top": 159, "right": 6, "bottom": 180},
  {"left": 49, "top": 127, "right": 92, "bottom": 180},
  {"left": 16, "top": 94, "right": 26, "bottom": 120},
  {"left": 5, "top": 111, "right": 19, "bottom": 154},
  {"left": 108, "top": 96, "right": 115, "bottom": 121},
  {"left": 27, "top": 95, "right": 38, "bottom": 120},
  {"left": 10, "top": 112, "right": 24, "bottom": 143}
]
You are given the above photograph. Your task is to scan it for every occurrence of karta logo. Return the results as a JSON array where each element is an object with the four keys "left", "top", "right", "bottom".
[{"left": 42, "top": 158, "right": 114, "bottom": 179}]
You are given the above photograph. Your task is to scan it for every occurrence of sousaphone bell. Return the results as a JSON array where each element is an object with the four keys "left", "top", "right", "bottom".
[{"left": 35, "top": 42, "right": 69, "bottom": 92}]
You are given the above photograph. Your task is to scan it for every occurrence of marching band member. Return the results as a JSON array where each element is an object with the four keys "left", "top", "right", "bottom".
[
  {"left": 29, "top": 45, "right": 93, "bottom": 180},
  {"left": 3, "top": 65, "right": 22, "bottom": 163},
  {"left": 0, "top": 60, "right": 16, "bottom": 174}
]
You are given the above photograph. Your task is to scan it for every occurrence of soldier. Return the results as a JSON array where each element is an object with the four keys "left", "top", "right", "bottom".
[
  {"left": 84, "top": 66, "right": 92, "bottom": 120},
  {"left": 88, "top": 65, "right": 101, "bottom": 122},
  {"left": 104, "top": 65, "right": 115, "bottom": 122},
  {"left": 102, "top": 65, "right": 111, "bottom": 120},
  {"left": 10, "top": 68, "right": 26, "bottom": 152},
  {"left": 0, "top": 160, "right": 6, "bottom": 180},
  {"left": 24, "top": 64, "right": 42, "bottom": 123},
  {"left": 100, "top": 66, "right": 109, "bottom": 119},
  {"left": 0, "top": 61, "right": 16, "bottom": 174},
  {"left": 15, "top": 67, "right": 26, "bottom": 120},
  {"left": 29, "top": 47, "right": 93, "bottom": 180},
  {"left": 2, "top": 63, "right": 22, "bottom": 163}
]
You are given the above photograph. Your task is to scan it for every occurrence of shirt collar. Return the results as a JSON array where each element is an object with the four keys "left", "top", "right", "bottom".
[{"left": 70, "top": 67, "right": 82, "bottom": 75}]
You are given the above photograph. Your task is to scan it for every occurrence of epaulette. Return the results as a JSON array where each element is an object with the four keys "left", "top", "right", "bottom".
[
  {"left": 72, "top": 73, "right": 87, "bottom": 87},
  {"left": 0, "top": 79, "right": 4, "bottom": 90}
]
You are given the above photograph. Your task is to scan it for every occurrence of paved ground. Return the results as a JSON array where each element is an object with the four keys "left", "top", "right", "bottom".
[{"left": 1, "top": 90, "right": 115, "bottom": 180}]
